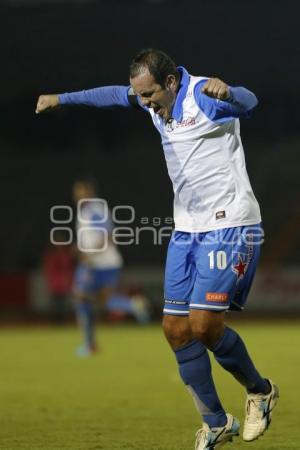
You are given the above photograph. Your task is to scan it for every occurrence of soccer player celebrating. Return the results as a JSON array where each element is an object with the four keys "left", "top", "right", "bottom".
[{"left": 36, "top": 49, "right": 279, "bottom": 449}]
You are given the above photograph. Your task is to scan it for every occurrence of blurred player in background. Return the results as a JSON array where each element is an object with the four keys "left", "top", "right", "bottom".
[
  {"left": 72, "top": 178, "right": 123, "bottom": 356},
  {"left": 36, "top": 49, "right": 279, "bottom": 449}
]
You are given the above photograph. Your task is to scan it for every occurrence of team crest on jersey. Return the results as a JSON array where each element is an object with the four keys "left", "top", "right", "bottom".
[{"left": 231, "top": 233, "right": 254, "bottom": 282}]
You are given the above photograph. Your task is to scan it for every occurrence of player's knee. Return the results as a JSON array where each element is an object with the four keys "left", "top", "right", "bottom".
[
  {"left": 189, "top": 310, "right": 225, "bottom": 348},
  {"left": 190, "top": 319, "right": 224, "bottom": 349},
  {"left": 162, "top": 315, "right": 193, "bottom": 350}
]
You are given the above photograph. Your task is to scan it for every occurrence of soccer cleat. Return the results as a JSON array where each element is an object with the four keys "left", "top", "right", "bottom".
[
  {"left": 243, "top": 379, "right": 279, "bottom": 441},
  {"left": 75, "top": 343, "right": 98, "bottom": 358},
  {"left": 195, "top": 413, "right": 240, "bottom": 450}
]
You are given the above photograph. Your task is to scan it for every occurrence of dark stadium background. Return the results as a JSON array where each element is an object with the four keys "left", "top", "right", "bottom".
[{"left": 0, "top": 0, "right": 299, "bottom": 316}]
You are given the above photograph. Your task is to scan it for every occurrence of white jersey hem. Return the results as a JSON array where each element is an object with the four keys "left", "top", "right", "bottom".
[{"left": 174, "top": 218, "right": 262, "bottom": 233}]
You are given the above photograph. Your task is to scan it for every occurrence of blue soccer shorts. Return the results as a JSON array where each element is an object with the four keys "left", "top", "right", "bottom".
[
  {"left": 163, "top": 224, "right": 263, "bottom": 315},
  {"left": 73, "top": 264, "right": 121, "bottom": 295}
]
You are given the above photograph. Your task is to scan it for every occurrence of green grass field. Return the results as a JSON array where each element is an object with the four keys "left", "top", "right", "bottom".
[{"left": 0, "top": 321, "right": 299, "bottom": 450}]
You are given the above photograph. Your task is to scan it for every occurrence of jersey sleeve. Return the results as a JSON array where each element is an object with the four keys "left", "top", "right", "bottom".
[
  {"left": 58, "top": 85, "right": 138, "bottom": 109},
  {"left": 194, "top": 79, "right": 258, "bottom": 123}
]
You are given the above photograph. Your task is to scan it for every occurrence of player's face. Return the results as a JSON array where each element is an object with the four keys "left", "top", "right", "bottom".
[{"left": 130, "top": 70, "right": 177, "bottom": 121}]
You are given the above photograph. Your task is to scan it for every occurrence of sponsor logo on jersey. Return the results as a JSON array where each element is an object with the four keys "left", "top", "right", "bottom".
[
  {"left": 216, "top": 210, "right": 226, "bottom": 220},
  {"left": 166, "top": 116, "right": 196, "bottom": 132},
  {"left": 206, "top": 292, "right": 228, "bottom": 302}
]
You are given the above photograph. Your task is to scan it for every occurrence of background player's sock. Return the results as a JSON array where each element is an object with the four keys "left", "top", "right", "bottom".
[
  {"left": 76, "top": 302, "right": 95, "bottom": 349},
  {"left": 175, "top": 339, "right": 227, "bottom": 427},
  {"left": 212, "top": 327, "right": 270, "bottom": 394}
]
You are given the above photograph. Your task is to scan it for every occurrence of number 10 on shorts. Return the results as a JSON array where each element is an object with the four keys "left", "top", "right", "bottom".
[{"left": 208, "top": 250, "right": 227, "bottom": 270}]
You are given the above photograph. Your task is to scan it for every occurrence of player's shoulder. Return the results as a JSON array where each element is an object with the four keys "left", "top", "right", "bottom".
[
  {"left": 183, "top": 75, "right": 209, "bottom": 107},
  {"left": 189, "top": 74, "right": 209, "bottom": 87}
]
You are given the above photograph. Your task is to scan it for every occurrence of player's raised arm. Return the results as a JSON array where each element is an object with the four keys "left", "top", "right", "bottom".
[
  {"left": 35, "top": 85, "right": 140, "bottom": 114},
  {"left": 195, "top": 77, "right": 258, "bottom": 122}
]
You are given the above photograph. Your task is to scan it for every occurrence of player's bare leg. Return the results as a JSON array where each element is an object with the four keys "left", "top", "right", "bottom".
[{"left": 189, "top": 310, "right": 226, "bottom": 349}]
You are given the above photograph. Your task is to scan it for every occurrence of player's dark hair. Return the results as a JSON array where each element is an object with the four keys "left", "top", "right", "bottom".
[{"left": 130, "top": 48, "right": 179, "bottom": 88}]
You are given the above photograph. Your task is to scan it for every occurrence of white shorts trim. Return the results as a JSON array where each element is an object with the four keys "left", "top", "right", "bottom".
[
  {"left": 163, "top": 308, "right": 189, "bottom": 315},
  {"left": 189, "top": 303, "right": 229, "bottom": 311}
]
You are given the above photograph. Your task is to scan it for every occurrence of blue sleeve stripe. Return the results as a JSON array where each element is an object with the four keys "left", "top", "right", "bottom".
[
  {"left": 194, "top": 80, "right": 258, "bottom": 123},
  {"left": 58, "top": 85, "right": 131, "bottom": 108}
]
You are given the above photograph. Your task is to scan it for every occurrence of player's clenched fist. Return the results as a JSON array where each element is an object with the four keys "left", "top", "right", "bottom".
[
  {"left": 201, "top": 78, "right": 230, "bottom": 101},
  {"left": 35, "top": 94, "right": 60, "bottom": 114}
]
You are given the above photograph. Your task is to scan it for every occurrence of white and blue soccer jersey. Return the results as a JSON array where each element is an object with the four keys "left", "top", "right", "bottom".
[
  {"left": 59, "top": 66, "right": 261, "bottom": 233},
  {"left": 76, "top": 200, "right": 123, "bottom": 269},
  {"left": 147, "top": 70, "right": 261, "bottom": 313},
  {"left": 148, "top": 67, "right": 261, "bottom": 232},
  {"left": 59, "top": 67, "right": 261, "bottom": 312},
  {"left": 73, "top": 200, "right": 123, "bottom": 295}
]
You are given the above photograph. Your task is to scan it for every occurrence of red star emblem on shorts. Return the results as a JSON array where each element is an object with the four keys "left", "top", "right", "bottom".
[{"left": 233, "top": 256, "right": 247, "bottom": 279}]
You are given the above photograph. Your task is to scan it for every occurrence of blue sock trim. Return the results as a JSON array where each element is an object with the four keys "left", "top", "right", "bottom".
[{"left": 175, "top": 339, "right": 206, "bottom": 364}]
